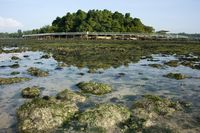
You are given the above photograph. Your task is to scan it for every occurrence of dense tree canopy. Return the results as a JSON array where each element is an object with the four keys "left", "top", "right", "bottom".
[
  {"left": 30, "top": 9, "right": 154, "bottom": 34},
  {"left": 0, "top": 10, "right": 155, "bottom": 37}
]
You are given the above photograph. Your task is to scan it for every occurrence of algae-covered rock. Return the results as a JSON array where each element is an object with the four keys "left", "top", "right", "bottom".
[
  {"left": 27, "top": 67, "right": 48, "bottom": 77},
  {"left": 148, "top": 64, "right": 163, "bottom": 69},
  {"left": 10, "top": 63, "right": 20, "bottom": 69},
  {"left": 77, "top": 81, "right": 112, "bottom": 95},
  {"left": 56, "top": 89, "right": 86, "bottom": 103},
  {"left": 21, "top": 86, "right": 41, "bottom": 98},
  {"left": 164, "top": 73, "right": 187, "bottom": 80},
  {"left": 78, "top": 103, "right": 131, "bottom": 130},
  {"left": 11, "top": 56, "right": 20, "bottom": 60},
  {"left": 0, "top": 77, "right": 30, "bottom": 85},
  {"left": 41, "top": 54, "right": 51, "bottom": 59},
  {"left": 164, "top": 60, "right": 180, "bottom": 67},
  {"left": 17, "top": 98, "right": 78, "bottom": 132},
  {"left": 11, "top": 71, "right": 20, "bottom": 75},
  {"left": 130, "top": 95, "right": 182, "bottom": 128}
]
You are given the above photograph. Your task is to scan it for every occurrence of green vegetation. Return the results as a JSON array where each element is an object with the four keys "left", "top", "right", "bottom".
[
  {"left": 0, "top": 77, "right": 30, "bottom": 85},
  {"left": 27, "top": 67, "right": 49, "bottom": 77},
  {"left": 1, "top": 39, "right": 200, "bottom": 70},
  {"left": 24, "top": 9, "right": 154, "bottom": 34},
  {"left": 21, "top": 86, "right": 41, "bottom": 98},
  {"left": 77, "top": 81, "right": 112, "bottom": 95}
]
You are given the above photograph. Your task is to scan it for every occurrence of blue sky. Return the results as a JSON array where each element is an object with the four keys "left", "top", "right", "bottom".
[{"left": 0, "top": 0, "right": 200, "bottom": 33}]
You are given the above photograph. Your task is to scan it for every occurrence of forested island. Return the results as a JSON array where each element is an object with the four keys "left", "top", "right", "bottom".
[{"left": 30, "top": 9, "right": 154, "bottom": 34}]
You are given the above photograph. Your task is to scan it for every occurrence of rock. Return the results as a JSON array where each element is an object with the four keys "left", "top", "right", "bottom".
[
  {"left": 78, "top": 103, "right": 131, "bottom": 130},
  {"left": 9, "top": 63, "right": 20, "bottom": 69},
  {"left": 56, "top": 89, "right": 86, "bottom": 103},
  {"left": 11, "top": 56, "right": 20, "bottom": 60},
  {"left": 21, "top": 86, "right": 41, "bottom": 98},
  {"left": 77, "top": 73, "right": 85, "bottom": 76},
  {"left": 77, "top": 81, "right": 112, "bottom": 95},
  {"left": 148, "top": 64, "right": 163, "bottom": 69},
  {"left": 181, "top": 61, "right": 194, "bottom": 68},
  {"left": 164, "top": 60, "right": 180, "bottom": 67},
  {"left": 88, "top": 68, "right": 103, "bottom": 74},
  {"left": 17, "top": 98, "right": 78, "bottom": 132},
  {"left": 11, "top": 71, "right": 20, "bottom": 75},
  {"left": 23, "top": 55, "right": 29, "bottom": 58},
  {"left": 27, "top": 67, "right": 48, "bottom": 77},
  {"left": 40, "top": 54, "right": 51, "bottom": 59},
  {"left": 128, "top": 95, "right": 182, "bottom": 129},
  {"left": 55, "top": 67, "right": 63, "bottom": 70},
  {"left": 0, "top": 77, "right": 30, "bottom": 85},
  {"left": 164, "top": 73, "right": 187, "bottom": 80}
]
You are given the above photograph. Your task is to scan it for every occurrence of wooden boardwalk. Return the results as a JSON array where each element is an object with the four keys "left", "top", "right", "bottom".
[{"left": 22, "top": 32, "right": 189, "bottom": 40}]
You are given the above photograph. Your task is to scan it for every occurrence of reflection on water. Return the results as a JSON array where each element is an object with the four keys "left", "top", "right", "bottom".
[{"left": 0, "top": 49, "right": 200, "bottom": 131}]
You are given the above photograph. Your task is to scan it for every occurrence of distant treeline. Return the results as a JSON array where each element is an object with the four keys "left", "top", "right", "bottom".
[
  {"left": 0, "top": 30, "right": 23, "bottom": 38},
  {"left": 23, "top": 9, "right": 154, "bottom": 34}
]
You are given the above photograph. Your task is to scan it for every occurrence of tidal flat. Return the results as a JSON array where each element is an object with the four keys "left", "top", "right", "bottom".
[{"left": 0, "top": 39, "right": 200, "bottom": 132}]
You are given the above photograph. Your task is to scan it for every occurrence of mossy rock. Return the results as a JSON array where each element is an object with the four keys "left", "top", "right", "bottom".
[
  {"left": 148, "top": 64, "right": 163, "bottom": 69},
  {"left": 41, "top": 54, "right": 51, "bottom": 59},
  {"left": 56, "top": 89, "right": 86, "bottom": 103},
  {"left": 78, "top": 103, "right": 131, "bottom": 131},
  {"left": 164, "top": 73, "right": 187, "bottom": 80},
  {"left": 21, "top": 86, "right": 41, "bottom": 98},
  {"left": 27, "top": 67, "right": 49, "bottom": 77},
  {"left": 17, "top": 98, "right": 78, "bottom": 132},
  {"left": 10, "top": 63, "right": 20, "bottom": 69},
  {"left": 0, "top": 77, "right": 30, "bottom": 85},
  {"left": 181, "top": 61, "right": 194, "bottom": 68},
  {"left": 142, "top": 125, "right": 175, "bottom": 133},
  {"left": 11, "top": 56, "right": 20, "bottom": 60},
  {"left": 77, "top": 81, "right": 112, "bottom": 95},
  {"left": 11, "top": 71, "right": 20, "bottom": 75},
  {"left": 131, "top": 95, "right": 182, "bottom": 128},
  {"left": 164, "top": 60, "right": 180, "bottom": 67}
]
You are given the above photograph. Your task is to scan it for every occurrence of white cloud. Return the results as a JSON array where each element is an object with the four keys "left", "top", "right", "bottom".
[{"left": 0, "top": 16, "right": 23, "bottom": 28}]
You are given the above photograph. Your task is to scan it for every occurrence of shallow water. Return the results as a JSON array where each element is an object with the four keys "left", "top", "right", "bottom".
[{"left": 0, "top": 48, "right": 200, "bottom": 131}]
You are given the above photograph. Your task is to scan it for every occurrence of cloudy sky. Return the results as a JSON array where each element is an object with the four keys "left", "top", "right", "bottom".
[{"left": 0, "top": 0, "right": 200, "bottom": 33}]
